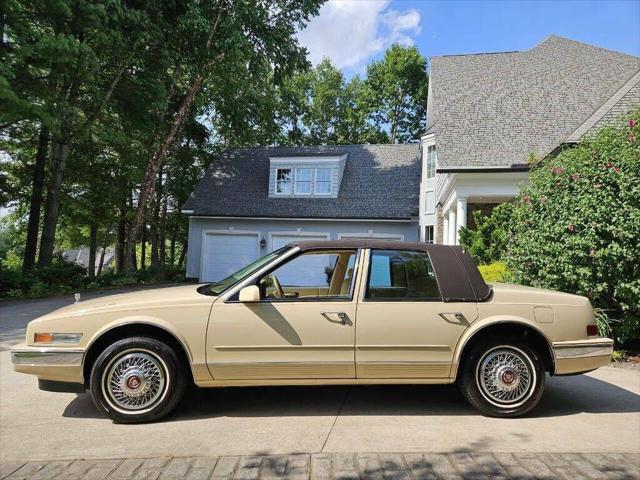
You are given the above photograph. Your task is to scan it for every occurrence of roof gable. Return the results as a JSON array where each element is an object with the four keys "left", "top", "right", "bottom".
[{"left": 429, "top": 35, "right": 640, "bottom": 168}]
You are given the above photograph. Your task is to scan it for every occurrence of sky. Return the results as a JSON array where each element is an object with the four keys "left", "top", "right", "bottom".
[{"left": 297, "top": 0, "right": 640, "bottom": 76}]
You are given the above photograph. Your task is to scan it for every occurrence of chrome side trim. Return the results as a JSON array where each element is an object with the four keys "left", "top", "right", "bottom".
[
  {"left": 214, "top": 345, "right": 353, "bottom": 350},
  {"left": 552, "top": 339, "right": 613, "bottom": 359},
  {"left": 11, "top": 348, "right": 84, "bottom": 366},
  {"left": 357, "top": 345, "right": 451, "bottom": 351},
  {"left": 357, "top": 360, "right": 451, "bottom": 365},
  {"left": 209, "top": 361, "right": 354, "bottom": 366}
]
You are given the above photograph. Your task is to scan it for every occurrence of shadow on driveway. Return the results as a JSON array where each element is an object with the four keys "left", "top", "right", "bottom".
[{"left": 62, "top": 372, "right": 640, "bottom": 421}]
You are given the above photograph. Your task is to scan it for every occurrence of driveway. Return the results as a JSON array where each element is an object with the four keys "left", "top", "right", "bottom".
[{"left": 1, "top": 290, "right": 639, "bottom": 471}]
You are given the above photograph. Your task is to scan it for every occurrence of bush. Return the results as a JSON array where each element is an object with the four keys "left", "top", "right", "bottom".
[
  {"left": 506, "top": 111, "right": 640, "bottom": 347},
  {"left": 0, "top": 257, "right": 88, "bottom": 296},
  {"left": 1, "top": 253, "right": 186, "bottom": 299},
  {"left": 459, "top": 203, "right": 513, "bottom": 264},
  {"left": 478, "top": 262, "right": 509, "bottom": 283}
]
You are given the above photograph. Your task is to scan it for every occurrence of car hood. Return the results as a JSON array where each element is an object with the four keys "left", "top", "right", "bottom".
[
  {"left": 38, "top": 285, "right": 215, "bottom": 320},
  {"left": 489, "top": 282, "right": 590, "bottom": 306}
]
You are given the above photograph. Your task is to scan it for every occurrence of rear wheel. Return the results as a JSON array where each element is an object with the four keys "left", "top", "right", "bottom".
[
  {"left": 459, "top": 340, "right": 545, "bottom": 417},
  {"left": 89, "top": 336, "right": 187, "bottom": 423}
]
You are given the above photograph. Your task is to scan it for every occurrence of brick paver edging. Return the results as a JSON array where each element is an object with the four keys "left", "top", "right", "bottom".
[{"left": 1, "top": 452, "right": 639, "bottom": 480}]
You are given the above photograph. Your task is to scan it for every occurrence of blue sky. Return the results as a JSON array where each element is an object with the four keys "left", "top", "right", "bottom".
[{"left": 297, "top": 0, "right": 640, "bottom": 76}]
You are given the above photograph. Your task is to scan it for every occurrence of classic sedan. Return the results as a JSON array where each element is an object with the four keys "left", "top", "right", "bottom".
[{"left": 12, "top": 240, "right": 613, "bottom": 422}]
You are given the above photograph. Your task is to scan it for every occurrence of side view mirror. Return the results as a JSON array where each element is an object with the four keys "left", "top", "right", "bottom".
[{"left": 239, "top": 285, "right": 261, "bottom": 303}]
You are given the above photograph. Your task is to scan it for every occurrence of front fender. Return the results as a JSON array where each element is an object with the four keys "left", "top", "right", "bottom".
[{"left": 86, "top": 315, "right": 195, "bottom": 362}]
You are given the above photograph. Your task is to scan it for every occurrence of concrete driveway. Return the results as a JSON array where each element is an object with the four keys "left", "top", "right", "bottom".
[{"left": 1, "top": 289, "right": 639, "bottom": 463}]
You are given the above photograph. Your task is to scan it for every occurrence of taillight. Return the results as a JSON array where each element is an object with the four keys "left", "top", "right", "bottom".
[{"left": 586, "top": 325, "right": 598, "bottom": 336}]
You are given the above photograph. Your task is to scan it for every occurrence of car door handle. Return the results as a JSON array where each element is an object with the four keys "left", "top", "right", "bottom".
[
  {"left": 321, "top": 311, "right": 350, "bottom": 326},
  {"left": 438, "top": 312, "right": 468, "bottom": 324}
]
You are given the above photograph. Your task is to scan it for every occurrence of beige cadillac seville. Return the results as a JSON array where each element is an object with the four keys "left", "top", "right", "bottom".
[{"left": 11, "top": 240, "right": 613, "bottom": 422}]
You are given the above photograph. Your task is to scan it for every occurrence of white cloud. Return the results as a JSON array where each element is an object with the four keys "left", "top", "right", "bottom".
[{"left": 297, "top": 0, "right": 422, "bottom": 70}]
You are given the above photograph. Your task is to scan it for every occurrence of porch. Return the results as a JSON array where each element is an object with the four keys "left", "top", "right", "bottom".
[{"left": 435, "top": 171, "right": 529, "bottom": 245}]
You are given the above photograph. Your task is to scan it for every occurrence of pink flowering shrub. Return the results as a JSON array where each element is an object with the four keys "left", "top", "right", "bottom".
[{"left": 506, "top": 110, "right": 640, "bottom": 346}]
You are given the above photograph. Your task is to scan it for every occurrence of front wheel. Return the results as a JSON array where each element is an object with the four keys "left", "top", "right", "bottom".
[
  {"left": 458, "top": 340, "right": 545, "bottom": 417},
  {"left": 89, "top": 336, "right": 187, "bottom": 423}
]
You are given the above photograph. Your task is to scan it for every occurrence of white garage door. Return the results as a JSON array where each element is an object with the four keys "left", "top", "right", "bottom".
[
  {"left": 270, "top": 233, "right": 329, "bottom": 286},
  {"left": 201, "top": 232, "right": 259, "bottom": 282}
]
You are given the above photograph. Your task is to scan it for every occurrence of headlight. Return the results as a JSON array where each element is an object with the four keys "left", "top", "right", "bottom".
[{"left": 34, "top": 333, "right": 83, "bottom": 344}]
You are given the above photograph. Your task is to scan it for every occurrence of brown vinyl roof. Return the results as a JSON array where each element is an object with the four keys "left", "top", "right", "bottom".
[{"left": 290, "top": 240, "right": 491, "bottom": 302}]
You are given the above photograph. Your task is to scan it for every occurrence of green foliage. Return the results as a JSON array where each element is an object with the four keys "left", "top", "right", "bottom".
[
  {"left": 278, "top": 59, "right": 389, "bottom": 145},
  {"left": 0, "top": 258, "right": 187, "bottom": 299},
  {"left": 0, "top": 2, "right": 430, "bottom": 291},
  {"left": 1, "top": 257, "right": 86, "bottom": 296},
  {"left": 277, "top": 45, "right": 428, "bottom": 146},
  {"left": 459, "top": 203, "right": 513, "bottom": 265},
  {"left": 477, "top": 262, "right": 510, "bottom": 283},
  {"left": 593, "top": 308, "right": 613, "bottom": 339},
  {"left": 506, "top": 111, "right": 640, "bottom": 346},
  {"left": 362, "top": 44, "right": 428, "bottom": 143}
]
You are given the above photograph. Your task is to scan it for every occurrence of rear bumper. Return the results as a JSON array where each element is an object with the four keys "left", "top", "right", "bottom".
[
  {"left": 11, "top": 344, "right": 85, "bottom": 384},
  {"left": 552, "top": 338, "right": 613, "bottom": 375}
]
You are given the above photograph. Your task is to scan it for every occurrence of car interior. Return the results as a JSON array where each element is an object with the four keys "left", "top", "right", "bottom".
[{"left": 259, "top": 249, "right": 357, "bottom": 300}]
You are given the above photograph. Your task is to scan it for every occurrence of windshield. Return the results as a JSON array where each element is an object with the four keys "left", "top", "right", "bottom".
[{"left": 204, "top": 246, "right": 291, "bottom": 295}]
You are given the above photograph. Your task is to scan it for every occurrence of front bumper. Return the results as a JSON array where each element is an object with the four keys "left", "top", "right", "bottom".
[
  {"left": 552, "top": 338, "right": 613, "bottom": 375},
  {"left": 11, "top": 344, "right": 85, "bottom": 384}
]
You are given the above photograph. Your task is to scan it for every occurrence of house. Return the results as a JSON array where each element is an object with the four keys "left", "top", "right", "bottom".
[
  {"left": 420, "top": 35, "right": 639, "bottom": 244},
  {"left": 62, "top": 247, "right": 115, "bottom": 274},
  {"left": 183, "top": 36, "right": 639, "bottom": 282},
  {"left": 183, "top": 145, "right": 421, "bottom": 281}
]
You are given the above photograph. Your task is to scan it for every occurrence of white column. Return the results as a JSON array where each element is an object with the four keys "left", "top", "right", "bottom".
[
  {"left": 456, "top": 197, "right": 468, "bottom": 245},
  {"left": 443, "top": 217, "right": 449, "bottom": 245},
  {"left": 447, "top": 209, "right": 456, "bottom": 246}
]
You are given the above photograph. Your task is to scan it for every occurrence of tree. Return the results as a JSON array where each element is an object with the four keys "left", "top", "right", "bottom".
[
  {"left": 337, "top": 75, "right": 388, "bottom": 145},
  {"left": 306, "top": 59, "right": 343, "bottom": 144},
  {"left": 124, "top": 0, "right": 324, "bottom": 271},
  {"left": 1, "top": 1, "right": 153, "bottom": 266},
  {"left": 459, "top": 203, "right": 513, "bottom": 265},
  {"left": 277, "top": 59, "right": 387, "bottom": 146},
  {"left": 363, "top": 44, "right": 428, "bottom": 143},
  {"left": 506, "top": 112, "right": 640, "bottom": 345}
]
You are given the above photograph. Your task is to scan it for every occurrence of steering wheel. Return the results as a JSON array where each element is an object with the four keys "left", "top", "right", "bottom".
[{"left": 270, "top": 274, "right": 285, "bottom": 299}]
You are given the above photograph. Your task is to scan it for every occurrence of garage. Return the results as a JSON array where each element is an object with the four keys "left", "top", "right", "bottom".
[
  {"left": 201, "top": 231, "right": 260, "bottom": 282},
  {"left": 337, "top": 232, "right": 404, "bottom": 241},
  {"left": 269, "top": 232, "right": 330, "bottom": 251},
  {"left": 268, "top": 232, "right": 330, "bottom": 285}
]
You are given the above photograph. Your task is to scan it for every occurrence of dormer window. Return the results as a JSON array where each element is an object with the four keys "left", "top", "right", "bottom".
[
  {"left": 276, "top": 168, "right": 293, "bottom": 195},
  {"left": 315, "top": 168, "right": 331, "bottom": 195},
  {"left": 294, "top": 168, "right": 313, "bottom": 195},
  {"left": 269, "top": 155, "right": 347, "bottom": 198}
]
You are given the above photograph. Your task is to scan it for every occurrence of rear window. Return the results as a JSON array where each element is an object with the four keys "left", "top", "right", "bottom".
[{"left": 365, "top": 250, "right": 441, "bottom": 301}]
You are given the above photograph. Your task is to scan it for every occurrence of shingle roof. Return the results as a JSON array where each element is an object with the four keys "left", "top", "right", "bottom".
[
  {"left": 428, "top": 35, "right": 640, "bottom": 168},
  {"left": 184, "top": 144, "right": 420, "bottom": 219}
]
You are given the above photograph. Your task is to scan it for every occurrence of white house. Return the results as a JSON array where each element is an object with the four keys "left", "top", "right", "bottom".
[{"left": 418, "top": 35, "right": 639, "bottom": 245}]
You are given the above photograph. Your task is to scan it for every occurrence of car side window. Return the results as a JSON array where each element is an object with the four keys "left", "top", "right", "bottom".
[
  {"left": 366, "top": 250, "right": 441, "bottom": 301},
  {"left": 259, "top": 249, "right": 357, "bottom": 300}
]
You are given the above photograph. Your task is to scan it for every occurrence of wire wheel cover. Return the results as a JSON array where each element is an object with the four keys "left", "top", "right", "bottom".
[
  {"left": 477, "top": 347, "right": 534, "bottom": 406},
  {"left": 104, "top": 351, "right": 167, "bottom": 411}
]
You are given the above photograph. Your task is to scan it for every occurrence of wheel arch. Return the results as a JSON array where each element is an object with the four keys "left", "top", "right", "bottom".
[
  {"left": 82, "top": 319, "right": 195, "bottom": 387},
  {"left": 452, "top": 317, "right": 555, "bottom": 378}
]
